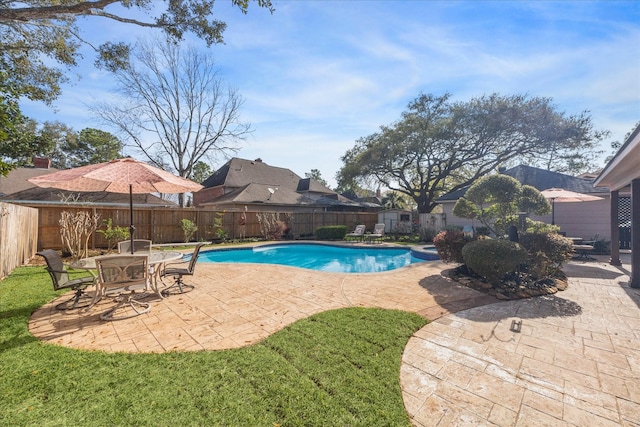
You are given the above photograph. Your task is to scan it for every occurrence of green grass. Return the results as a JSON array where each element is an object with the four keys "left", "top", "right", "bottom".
[{"left": 0, "top": 266, "right": 428, "bottom": 426}]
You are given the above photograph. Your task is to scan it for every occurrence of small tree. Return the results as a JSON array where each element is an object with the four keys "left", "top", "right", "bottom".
[
  {"left": 256, "top": 212, "right": 291, "bottom": 240},
  {"left": 97, "top": 218, "right": 130, "bottom": 251},
  {"left": 210, "top": 212, "right": 228, "bottom": 241},
  {"left": 59, "top": 210, "right": 100, "bottom": 259},
  {"left": 453, "top": 174, "right": 550, "bottom": 237},
  {"left": 180, "top": 218, "right": 198, "bottom": 243}
]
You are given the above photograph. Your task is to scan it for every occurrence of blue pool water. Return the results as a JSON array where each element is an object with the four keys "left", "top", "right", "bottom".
[{"left": 199, "top": 243, "right": 437, "bottom": 273}]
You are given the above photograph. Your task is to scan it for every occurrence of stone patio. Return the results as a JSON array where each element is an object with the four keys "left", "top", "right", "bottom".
[{"left": 28, "top": 252, "right": 640, "bottom": 426}]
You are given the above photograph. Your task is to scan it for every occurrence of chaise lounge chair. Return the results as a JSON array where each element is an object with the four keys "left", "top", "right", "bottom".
[
  {"left": 366, "top": 223, "right": 386, "bottom": 243},
  {"left": 345, "top": 224, "right": 366, "bottom": 242}
]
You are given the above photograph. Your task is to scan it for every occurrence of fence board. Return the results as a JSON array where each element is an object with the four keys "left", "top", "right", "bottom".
[
  {"left": 11, "top": 204, "right": 378, "bottom": 250},
  {"left": 0, "top": 203, "right": 39, "bottom": 279}
]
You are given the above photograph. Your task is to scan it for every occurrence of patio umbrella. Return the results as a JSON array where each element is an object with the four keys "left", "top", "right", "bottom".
[
  {"left": 29, "top": 157, "right": 203, "bottom": 253},
  {"left": 540, "top": 188, "right": 603, "bottom": 225}
]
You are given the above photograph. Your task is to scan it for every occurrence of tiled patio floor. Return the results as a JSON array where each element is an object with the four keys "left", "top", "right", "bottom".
[
  {"left": 402, "top": 255, "right": 640, "bottom": 426},
  {"left": 29, "top": 257, "right": 494, "bottom": 352}
]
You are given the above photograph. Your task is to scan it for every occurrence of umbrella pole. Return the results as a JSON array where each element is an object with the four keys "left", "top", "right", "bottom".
[
  {"left": 551, "top": 198, "right": 555, "bottom": 226},
  {"left": 130, "top": 184, "right": 135, "bottom": 254}
]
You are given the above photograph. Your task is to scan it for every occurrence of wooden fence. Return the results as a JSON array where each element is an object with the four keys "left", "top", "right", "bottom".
[
  {"left": 0, "top": 203, "right": 39, "bottom": 280},
  {"left": 28, "top": 204, "right": 379, "bottom": 250}
]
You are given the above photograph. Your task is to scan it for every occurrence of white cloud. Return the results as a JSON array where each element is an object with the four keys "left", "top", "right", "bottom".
[{"left": 17, "top": 0, "right": 640, "bottom": 184}]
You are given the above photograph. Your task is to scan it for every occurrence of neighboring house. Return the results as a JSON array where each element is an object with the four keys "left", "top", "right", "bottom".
[
  {"left": 193, "top": 157, "right": 380, "bottom": 212},
  {"left": 0, "top": 158, "right": 176, "bottom": 208},
  {"left": 0, "top": 158, "right": 59, "bottom": 197},
  {"left": 594, "top": 122, "right": 640, "bottom": 287},
  {"left": 436, "top": 165, "right": 613, "bottom": 242}
]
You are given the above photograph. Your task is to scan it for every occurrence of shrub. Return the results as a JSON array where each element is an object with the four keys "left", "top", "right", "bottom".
[
  {"left": 462, "top": 239, "right": 528, "bottom": 285},
  {"left": 316, "top": 225, "right": 347, "bottom": 240},
  {"left": 180, "top": 218, "right": 198, "bottom": 242},
  {"left": 433, "top": 230, "right": 471, "bottom": 263},
  {"left": 210, "top": 211, "right": 228, "bottom": 241},
  {"left": 419, "top": 226, "right": 438, "bottom": 243},
  {"left": 59, "top": 210, "right": 101, "bottom": 259},
  {"left": 519, "top": 232, "right": 573, "bottom": 278},
  {"left": 256, "top": 212, "right": 292, "bottom": 240},
  {"left": 97, "top": 218, "right": 130, "bottom": 251},
  {"left": 496, "top": 216, "right": 559, "bottom": 235}
]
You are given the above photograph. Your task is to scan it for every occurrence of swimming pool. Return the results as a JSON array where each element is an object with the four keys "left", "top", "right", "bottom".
[{"left": 198, "top": 243, "right": 438, "bottom": 273}]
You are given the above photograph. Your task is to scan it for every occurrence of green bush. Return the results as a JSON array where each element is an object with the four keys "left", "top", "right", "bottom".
[
  {"left": 518, "top": 232, "right": 573, "bottom": 278},
  {"left": 180, "top": 218, "right": 198, "bottom": 242},
  {"left": 316, "top": 225, "right": 347, "bottom": 240},
  {"left": 496, "top": 216, "right": 559, "bottom": 235},
  {"left": 433, "top": 229, "right": 472, "bottom": 263},
  {"left": 419, "top": 227, "right": 438, "bottom": 243},
  {"left": 97, "top": 218, "right": 130, "bottom": 251},
  {"left": 462, "top": 239, "right": 528, "bottom": 285}
]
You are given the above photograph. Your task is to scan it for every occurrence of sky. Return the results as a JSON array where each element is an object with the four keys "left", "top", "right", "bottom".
[{"left": 19, "top": 0, "right": 640, "bottom": 189}]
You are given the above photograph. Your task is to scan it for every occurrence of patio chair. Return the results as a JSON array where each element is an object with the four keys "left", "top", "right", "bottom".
[
  {"left": 367, "top": 223, "right": 386, "bottom": 243},
  {"left": 582, "top": 233, "right": 600, "bottom": 246},
  {"left": 93, "top": 254, "right": 152, "bottom": 320},
  {"left": 118, "top": 239, "right": 152, "bottom": 254},
  {"left": 160, "top": 243, "right": 205, "bottom": 296},
  {"left": 36, "top": 250, "right": 97, "bottom": 310},
  {"left": 345, "top": 224, "right": 366, "bottom": 242}
]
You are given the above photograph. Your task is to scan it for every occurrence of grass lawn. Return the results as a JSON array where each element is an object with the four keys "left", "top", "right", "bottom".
[{"left": 0, "top": 266, "right": 428, "bottom": 426}]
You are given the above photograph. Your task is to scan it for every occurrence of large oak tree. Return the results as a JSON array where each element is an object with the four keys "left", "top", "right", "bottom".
[
  {"left": 337, "top": 93, "right": 608, "bottom": 213},
  {"left": 0, "top": 0, "right": 272, "bottom": 103}
]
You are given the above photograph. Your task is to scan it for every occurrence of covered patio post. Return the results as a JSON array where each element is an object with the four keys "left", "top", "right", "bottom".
[
  {"left": 632, "top": 179, "right": 640, "bottom": 288},
  {"left": 609, "top": 190, "right": 621, "bottom": 266}
]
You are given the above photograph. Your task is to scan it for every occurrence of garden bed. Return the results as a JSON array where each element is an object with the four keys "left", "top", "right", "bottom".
[{"left": 445, "top": 265, "right": 568, "bottom": 300}]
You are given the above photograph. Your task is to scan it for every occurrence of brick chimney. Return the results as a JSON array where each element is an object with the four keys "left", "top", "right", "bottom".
[{"left": 32, "top": 157, "right": 51, "bottom": 169}]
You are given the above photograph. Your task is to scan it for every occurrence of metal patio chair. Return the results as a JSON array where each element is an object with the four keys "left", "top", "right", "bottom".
[
  {"left": 160, "top": 243, "right": 205, "bottom": 296},
  {"left": 93, "top": 254, "right": 152, "bottom": 321},
  {"left": 118, "top": 239, "right": 152, "bottom": 254},
  {"left": 37, "top": 250, "right": 97, "bottom": 310}
]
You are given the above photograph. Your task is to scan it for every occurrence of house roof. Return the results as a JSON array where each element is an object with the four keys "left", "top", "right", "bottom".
[
  {"left": 200, "top": 183, "right": 379, "bottom": 211},
  {"left": 594, "top": 123, "right": 640, "bottom": 191},
  {"left": 0, "top": 166, "right": 60, "bottom": 196},
  {"left": 201, "top": 158, "right": 295, "bottom": 188},
  {"left": 1, "top": 187, "right": 177, "bottom": 207},
  {"left": 437, "top": 164, "right": 609, "bottom": 202},
  {"left": 201, "top": 157, "right": 335, "bottom": 194},
  {"left": 296, "top": 177, "right": 334, "bottom": 194},
  {"left": 201, "top": 183, "right": 315, "bottom": 206}
]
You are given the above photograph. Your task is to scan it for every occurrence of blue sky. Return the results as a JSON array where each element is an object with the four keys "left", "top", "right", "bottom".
[{"left": 20, "top": 1, "right": 640, "bottom": 188}]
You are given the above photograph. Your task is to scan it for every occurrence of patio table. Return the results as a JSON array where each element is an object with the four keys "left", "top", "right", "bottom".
[{"left": 71, "top": 251, "right": 184, "bottom": 299}]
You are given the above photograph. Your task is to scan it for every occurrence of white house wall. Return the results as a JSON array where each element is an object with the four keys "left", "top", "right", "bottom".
[{"left": 440, "top": 197, "right": 611, "bottom": 242}]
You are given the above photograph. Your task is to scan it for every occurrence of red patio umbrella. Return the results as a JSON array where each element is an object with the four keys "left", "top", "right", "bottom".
[
  {"left": 540, "top": 188, "right": 603, "bottom": 225},
  {"left": 29, "top": 157, "right": 203, "bottom": 253}
]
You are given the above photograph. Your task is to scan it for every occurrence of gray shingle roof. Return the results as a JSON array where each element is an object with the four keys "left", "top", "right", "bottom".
[
  {"left": 437, "top": 164, "right": 608, "bottom": 202},
  {"left": 0, "top": 166, "right": 60, "bottom": 196}
]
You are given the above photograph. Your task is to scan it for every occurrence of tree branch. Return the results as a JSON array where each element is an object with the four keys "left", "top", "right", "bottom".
[{"left": 0, "top": 1, "right": 120, "bottom": 22}]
